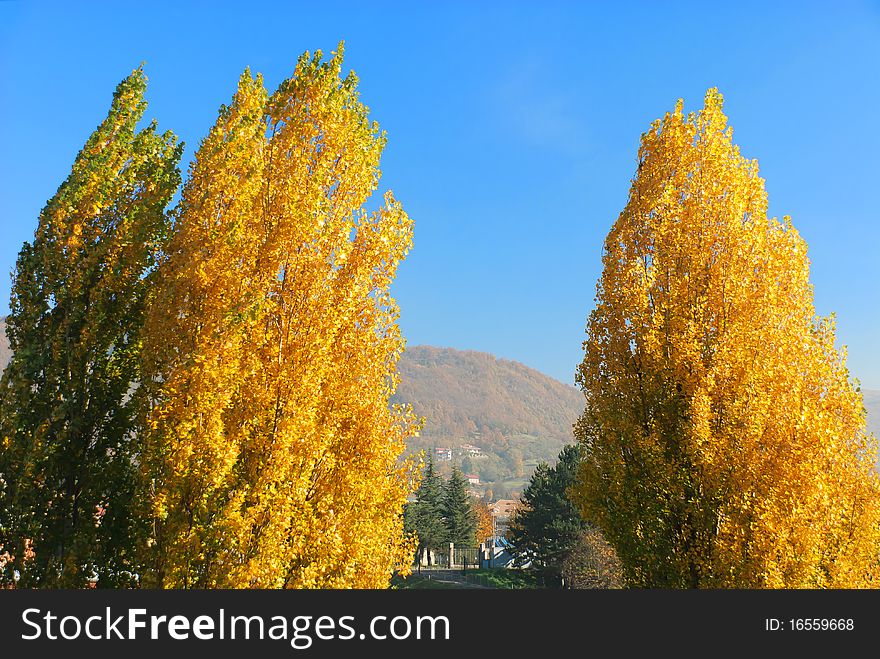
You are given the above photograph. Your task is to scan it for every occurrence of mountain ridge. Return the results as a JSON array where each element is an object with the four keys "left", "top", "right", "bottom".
[{"left": 394, "top": 345, "right": 582, "bottom": 442}]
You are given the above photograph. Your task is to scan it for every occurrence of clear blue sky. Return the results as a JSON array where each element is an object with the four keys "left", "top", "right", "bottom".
[{"left": 1, "top": 1, "right": 878, "bottom": 388}]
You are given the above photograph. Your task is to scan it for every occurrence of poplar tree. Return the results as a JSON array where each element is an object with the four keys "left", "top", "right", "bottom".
[
  {"left": 140, "top": 45, "right": 418, "bottom": 588},
  {"left": 0, "top": 69, "right": 181, "bottom": 587},
  {"left": 572, "top": 89, "right": 880, "bottom": 588}
]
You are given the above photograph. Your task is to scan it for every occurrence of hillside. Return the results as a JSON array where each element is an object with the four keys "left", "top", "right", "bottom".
[
  {"left": 395, "top": 346, "right": 583, "bottom": 441},
  {"left": 393, "top": 346, "right": 584, "bottom": 497}
]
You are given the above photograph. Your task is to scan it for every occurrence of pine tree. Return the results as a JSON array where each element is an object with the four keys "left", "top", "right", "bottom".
[
  {"left": 508, "top": 445, "right": 588, "bottom": 582},
  {"left": 404, "top": 457, "right": 447, "bottom": 559},
  {"left": 571, "top": 89, "right": 880, "bottom": 588},
  {"left": 139, "top": 45, "right": 418, "bottom": 588},
  {"left": 442, "top": 467, "right": 477, "bottom": 547},
  {"left": 0, "top": 69, "right": 182, "bottom": 587}
]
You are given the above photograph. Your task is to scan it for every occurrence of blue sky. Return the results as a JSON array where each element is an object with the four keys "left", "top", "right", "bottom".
[{"left": 1, "top": 1, "right": 878, "bottom": 388}]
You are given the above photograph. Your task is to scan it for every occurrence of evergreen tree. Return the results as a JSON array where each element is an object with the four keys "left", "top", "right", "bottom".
[
  {"left": 406, "top": 458, "right": 446, "bottom": 552},
  {"left": 442, "top": 467, "right": 477, "bottom": 547},
  {"left": 0, "top": 69, "right": 182, "bottom": 587},
  {"left": 508, "top": 444, "right": 588, "bottom": 582},
  {"left": 404, "top": 456, "right": 447, "bottom": 560}
]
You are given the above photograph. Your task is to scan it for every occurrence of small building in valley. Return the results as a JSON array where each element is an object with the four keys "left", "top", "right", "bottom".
[{"left": 434, "top": 447, "right": 452, "bottom": 462}]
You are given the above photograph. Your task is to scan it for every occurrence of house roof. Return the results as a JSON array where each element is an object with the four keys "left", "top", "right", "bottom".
[{"left": 490, "top": 499, "right": 519, "bottom": 516}]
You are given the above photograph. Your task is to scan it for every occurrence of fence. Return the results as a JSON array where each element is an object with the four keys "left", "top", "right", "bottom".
[{"left": 416, "top": 544, "right": 480, "bottom": 569}]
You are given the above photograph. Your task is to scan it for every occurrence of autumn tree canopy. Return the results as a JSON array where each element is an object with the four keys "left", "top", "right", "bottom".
[
  {"left": 138, "top": 44, "right": 419, "bottom": 588},
  {"left": 0, "top": 69, "right": 182, "bottom": 587},
  {"left": 473, "top": 498, "right": 494, "bottom": 544},
  {"left": 561, "top": 527, "right": 623, "bottom": 589},
  {"left": 571, "top": 88, "right": 880, "bottom": 588}
]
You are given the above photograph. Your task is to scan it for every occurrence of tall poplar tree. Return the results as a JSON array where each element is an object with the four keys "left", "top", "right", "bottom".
[
  {"left": 140, "top": 45, "right": 418, "bottom": 588},
  {"left": 0, "top": 69, "right": 182, "bottom": 587},
  {"left": 571, "top": 89, "right": 880, "bottom": 588}
]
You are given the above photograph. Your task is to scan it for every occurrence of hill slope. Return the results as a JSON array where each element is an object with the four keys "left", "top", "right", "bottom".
[
  {"left": 393, "top": 346, "right": 584, "bottom": 497},
  {"left": 864, "top": 389, "right": 880, "bottom": 446},
  {"left": 394, "top": 345, "right": 582, "bottom": 445}
]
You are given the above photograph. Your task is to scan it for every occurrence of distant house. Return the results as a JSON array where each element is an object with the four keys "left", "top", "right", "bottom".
[
  {"left": 434, "top": 447, "right": 452, "bottom": 462},
  {"left": 465, "top": 473, "right": 480, "bottom": 485},
  {"left": 490, "top": 499, "right": 519, "bottom": 519},
  {"left": 489, "top": 499, "right": 520, "bottom": 537},
  {"left": 459, "top": 443, "right": 483, "bottom": 457}
]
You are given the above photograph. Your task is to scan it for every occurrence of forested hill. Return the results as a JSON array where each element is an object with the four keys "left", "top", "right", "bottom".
[
  {"left": 394, "top": 345, "right": 583, "bottom": 446},
  {"left": 393, "top": 346, "right": 584, "bottom": 496},
  {"left": 864, "top": 389, "right": 880, "bottom": 448},
  {"left": 394, "top": 346, "right": 583, "bottom": 498}
]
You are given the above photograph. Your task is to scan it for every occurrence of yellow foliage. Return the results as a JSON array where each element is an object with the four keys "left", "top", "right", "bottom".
[
  {"left": 572, "top": 89, "right": 880, "bottom": 588},
  {"left": 473, "top": 498, "right": 495, "bottom": 544},
  {"left": 139, "top": 45, "right": 419, "bottom": 588}
]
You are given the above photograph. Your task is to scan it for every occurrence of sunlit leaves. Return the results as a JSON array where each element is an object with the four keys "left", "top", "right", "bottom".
[
  {"left": 139, "top": 44, "right": 419, "bottom": 588},
  {"left": 572, "top": 89, "right": 880, "bottom": 588}
]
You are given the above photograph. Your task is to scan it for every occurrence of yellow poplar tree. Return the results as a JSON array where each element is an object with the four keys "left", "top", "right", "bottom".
[
  {"left": 572, "top": 89, "right": 880, "bottom": 588},
  {"left": 139, "top": 44, "right": 419, "bottom": 588}
]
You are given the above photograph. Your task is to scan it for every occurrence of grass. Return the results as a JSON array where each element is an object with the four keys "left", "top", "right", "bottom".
[
  {"left": 390, "top": 573, "right": 464, "bottom": 589},
  {"left": 391, "top": 568, "right": 547, "bottom": 589},
  {"left": 467, "top": 568, "right": 545, "bottom": 589}
]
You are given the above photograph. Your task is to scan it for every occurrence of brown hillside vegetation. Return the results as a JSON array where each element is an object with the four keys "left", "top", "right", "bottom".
[
  {"left": 393, "top": 346, "right": 584, "bottom": 497},
  {"left": 865, "top": 389, "right": 880, "bottom": 446},
  {"left": 395, "top": 345, "right": 582, "bottom": 442}
]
